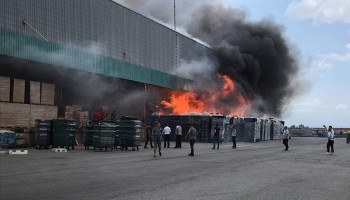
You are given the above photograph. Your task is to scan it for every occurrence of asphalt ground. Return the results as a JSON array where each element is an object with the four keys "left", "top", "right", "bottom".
[{"left": 1, "top": 137, "right": 349, "bottom": 200}]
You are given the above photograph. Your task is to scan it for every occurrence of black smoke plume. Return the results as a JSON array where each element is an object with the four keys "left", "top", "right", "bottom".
[
  {"left": 116, "top": 1, "right": 301, "bottom": 117},
  {"left": 187, "top": 5, "right": 299, "bottom": 116}
]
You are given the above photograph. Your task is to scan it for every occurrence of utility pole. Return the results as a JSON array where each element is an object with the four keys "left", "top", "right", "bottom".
[
  {"left": 174, "top": 0, "right": 176, "bottom": 31},
  {"left": 174, "top": 0, "right": 178, "bottom": 69}
]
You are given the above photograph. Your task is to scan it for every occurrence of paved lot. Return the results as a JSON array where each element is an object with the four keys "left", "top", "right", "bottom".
[{"left": 1, "top": 137, "right": 349, "bottom": 200}]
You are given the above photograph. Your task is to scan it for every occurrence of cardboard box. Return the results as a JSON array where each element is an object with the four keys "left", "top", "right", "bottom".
[
  {"left": 13, "top": 79, "right": 25, "bottom": 103},
  {"left": 41, "top": 83, "right": 55, "bottom": 105},
  {"left": 0, "top": 76, "right": 10, "bottom": 102},
  {"left": 30, "top": 81, "right": 41, "bottom": 104}
]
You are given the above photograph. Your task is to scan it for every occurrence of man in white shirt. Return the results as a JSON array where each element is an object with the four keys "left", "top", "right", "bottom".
[
  {"left": 175, "top": 125, "right": 182, "bottom": 148},
  {"left": 282, "top": 126, "right": 289, "bottom": 151},
  {"left": 163, "top": 124, "right": 171, "bottom": 148}
]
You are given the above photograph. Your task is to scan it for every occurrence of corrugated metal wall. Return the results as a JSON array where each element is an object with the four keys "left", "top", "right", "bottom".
[
  {"left": 0, "top": 29, "right": 192, "bottom": 90},
  {"left": 0, "top": 0, "right": 211, "bottom": 82}
]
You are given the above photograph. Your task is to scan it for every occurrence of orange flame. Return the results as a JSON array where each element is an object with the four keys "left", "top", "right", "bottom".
[
  {"left": 217, "top": 74, "right": 234, "bottom": 95},
  {"left": 158, "top": 74, "right": 251, "bottom": 116}
]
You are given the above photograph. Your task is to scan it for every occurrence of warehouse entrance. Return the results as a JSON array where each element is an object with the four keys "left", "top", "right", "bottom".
[{"left": 0, "top": 55, "right": 174, "bottom": 128}]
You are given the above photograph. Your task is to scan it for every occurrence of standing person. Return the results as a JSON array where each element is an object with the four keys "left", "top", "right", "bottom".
[
  {"left": 231, "top": 124, "right": 237, "bottom": 149},
  {"left": 144, "top": 123, "right": 153, "bottom": 149},
  {"left": 175, "top": 125, "right": 182, "bottom": 148},
  {"left": 185, "top": 124, "right": 198, "bottom": 156},
  {"left": 152, "top": 122, "right": 163, "bottom": 157},
  {"left": 163, "top": 124, "right": 171, "bottom": 148},
  {"left": 324, "top": 125, "right": 335, "bottom": 154},
  {"left": 346, "top": 129, "right": 350, "bottom": 144},
  {"left": 111, "top": 111, "right": 117, "bottom": 121},
  {"left": 92, "top": 108, "right": 107, "bottom": 120},
  {"left": 212, "top": 124, "right": 220, "bottom": 149},
  {"left": 282, "top": 126, "right": 290, "bottom": 151}
]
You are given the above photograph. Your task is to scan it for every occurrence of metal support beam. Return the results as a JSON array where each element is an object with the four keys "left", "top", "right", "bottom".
[{"left": 22, "top": 19, "right": 49, "bottom": 42}]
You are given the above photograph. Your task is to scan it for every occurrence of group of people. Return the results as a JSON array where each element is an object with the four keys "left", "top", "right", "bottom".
[
  {"left": 145, "top": 123, "right": 337, "bottom": 158},
  {"left": 144, "top": 122, "right": 238, "bottom": 158},
  {"left": 212, "top": 124, "right": 237, "bottom": 149},
  {"left": 282, "top": 125, "right": 335, "bottom": 154},
  {"left": 144, "top": 122, "right": 197, "bottom": 157}
]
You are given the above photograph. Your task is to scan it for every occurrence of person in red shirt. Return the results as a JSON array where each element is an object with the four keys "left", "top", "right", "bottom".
[{"left": 92, "top": 108, "right": 107, "bottom": 120}]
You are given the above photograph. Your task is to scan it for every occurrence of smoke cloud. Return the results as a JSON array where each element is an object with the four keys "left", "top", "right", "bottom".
[
  {"left": 115, "top": 1, "right": 301, "bottom": 117},
  {"left": 187, "top": 5, "right": 300, "bottom": 116}
]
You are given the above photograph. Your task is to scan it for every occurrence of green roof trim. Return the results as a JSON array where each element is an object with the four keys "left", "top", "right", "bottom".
[{"left": 0, "top": 29, "right": 192, "bottom": 90}]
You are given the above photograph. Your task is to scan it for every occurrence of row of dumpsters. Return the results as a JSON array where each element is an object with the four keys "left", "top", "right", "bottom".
[{"left": 146, "top": 114, "right": 285, "bottom": 143}]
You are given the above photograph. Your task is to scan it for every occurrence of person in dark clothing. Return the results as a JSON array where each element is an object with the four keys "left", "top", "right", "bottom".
[
  {"left": 111, "top": 111, "right": 117, "bottom": 121},
  {"left": 212, "top": 124, "right": 220, "bottom": 149},
  {"left": 144, "top": 123, "right": 153, "bottom": 148},
  {"left": 231, "top": 124, "right": 237, "bottom": 149},
  {"left": 185, "top": 124, "right": 198, "bottom": 156}
]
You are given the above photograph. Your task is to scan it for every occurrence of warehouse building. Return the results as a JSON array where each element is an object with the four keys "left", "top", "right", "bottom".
[{"left": 0, "top": 0, "right": 211, "bottom": 128}]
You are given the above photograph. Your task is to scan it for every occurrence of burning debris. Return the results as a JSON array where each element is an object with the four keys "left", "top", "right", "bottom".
[{"left": 158, "top": 74, "right": 250, "bottom": 116}]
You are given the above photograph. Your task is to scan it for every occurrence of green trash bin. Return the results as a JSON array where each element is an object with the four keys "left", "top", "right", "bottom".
[
  {"left": 52, "top": 120, "right": 76, "bottom": 150},
  {"left": 117, "top": 117, "right": 141, "bottom": 151},
  {"left": 35, "top": 120, "right": 52, "bottom": 149},
  {"left": 92, "top": 130, "right": 115, "bottom": 151},
  {"left": 85, "top": 120, "right": 117, "bottom": 151}
]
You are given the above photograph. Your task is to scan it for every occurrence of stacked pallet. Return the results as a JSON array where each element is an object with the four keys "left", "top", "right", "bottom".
[
  {"left": 41, "top": 83, "right": 55, "bottom": 105},
  {"left": 59, "top": 105, "right": 83, "bottom": 119},
  {"left": 14, "top": 104, "right": 31, "bottom": 127},
  {"left": 231, "top": 116, "right": 244, "bottom": 142},
  {"left": 13, "top": 79, "right": 25, "bottom": 103},
  {"left": 16, "top": 133, "right": 31, "bottom": 147},
  {"left": 223, "top": 116, "right": 232, "bottom": 143},
  {"left": 271, "top": 119, "right": 283, "bottom": 140},
  {"left": 263, "top": 119, "right": 271, "bottom": 141},
  {"left": 0, "top": 76, "right": 10, "bottom": 102},
  {"left": 74, "top": 111, "right": 89, "bottom": 128},
  {"left": 0, "top": 102, "right": 30, "bottom": 127},
  {"left": 0, "top": 102, "right": 57, "bottom": 128},
  {"left": 30, "top": 81, "right": 41, "bottom": 104},
  {"left": 30, "top": 105, "right": 58, "bottom": 127},
  {"left": 243, "top": 118, "right": 261, "bottom": 143},
  {"left": 199, "top": 116, "right": 212, "bottom": 142},
  {"left": 210, "top": 115, "right": 225, "bottom": 142}
]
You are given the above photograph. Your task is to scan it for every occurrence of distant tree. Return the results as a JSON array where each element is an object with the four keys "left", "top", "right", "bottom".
[
  {"left": 290, "top": 125, "right": 296, "bottom": 129},
  {"left": 298, "top": 124, "right": 305, "bottom": 129}
]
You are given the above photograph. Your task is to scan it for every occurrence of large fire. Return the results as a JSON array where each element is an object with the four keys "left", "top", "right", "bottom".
[{"left": 158, "top": 74, "right": 251, "bottom": 116}]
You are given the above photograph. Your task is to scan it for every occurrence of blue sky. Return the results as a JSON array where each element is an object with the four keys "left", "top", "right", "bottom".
[{"left": 223, "top": 0, "right": 350, "bottom": 127}]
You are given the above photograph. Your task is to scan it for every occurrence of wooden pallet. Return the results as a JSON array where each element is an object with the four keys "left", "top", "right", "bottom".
[
  {"left": 52, "top": 148, "right": 67, "bottom": 153},
  {"left": 9, "top": 150, "right": 28, "bottom": 155}
]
